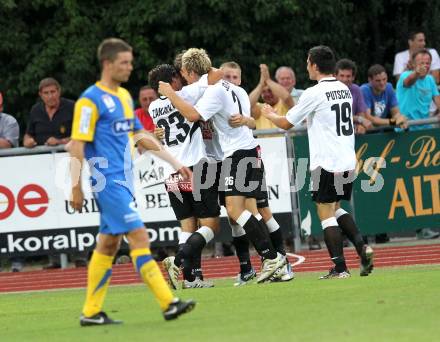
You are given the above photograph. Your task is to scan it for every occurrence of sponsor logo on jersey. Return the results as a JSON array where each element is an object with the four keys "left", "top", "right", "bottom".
[
  {"left": 102, "top": 94, "right": 116, "bottom": 112},
  {"left": 79, "top": 106, "right": 93, "bottom": 134},
  {"left": 112, "top": 119, "right": 133, "bottom": 134}
]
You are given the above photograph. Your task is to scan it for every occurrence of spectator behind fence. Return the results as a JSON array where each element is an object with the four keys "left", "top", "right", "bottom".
[
  {"left": 275, "top": 66, "right": 304, "bottom": 105},
  {"left": 360, "top": 64, "right": 408, "bottom": 129},
  {"left": 393, "top": 31, "right": 440, "bottom": 84},
  {"left": 396, "top": 49, "right": 440, "bottom": 130},
  {"left": 0, "top": 92, "right": 19, "bottom": 148},
  {"left": 249, "top": 64, "right": 294, "bottom": 131},
  {"left": 0, "top": 92, "right": 24, "bottom": 271},
  {"left": 335, "top": 59, "right": 372, "bottom": 134},
  {"left": 135, "top": 86, "right": 157, "bottom": 132},
  {"left": 396, "top": 49, "right": 440, "bottom": 240},
  {"left": 22, "top": 78, "right": 87, "bottom": 266},
  {"left": 134, "top": 85, "right": 165, "bottom": 141},
  {"left": 23, "top": 77, "right": 74, "bottom": 148}
]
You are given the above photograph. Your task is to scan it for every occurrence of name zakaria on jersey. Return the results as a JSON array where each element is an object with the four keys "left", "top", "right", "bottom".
[
  {"left": 149, "top": 75, "right": 208, "bottom": 177},
  {"left": 286, "top": 77, "right": 356, "bottom": 172},
  {"left": 195, "top": 80, "right": 257, "bottom": 159},
  {"left": 71, "top": 82, "right": 143, "bottom": 177}
]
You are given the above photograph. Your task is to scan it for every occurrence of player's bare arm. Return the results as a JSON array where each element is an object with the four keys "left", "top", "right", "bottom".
[
  {"left": 68, "top": 139, "right": 86, "bottom": 211},
  {"left": 207, "top": 67, "right": 224, "bottom": 85},
  {"left": 135, "top": 129, "right": 192, "bottom": 180},
  {"left": 228, "top": 113, "right": 256, "bottom": 129},
  {"left": 158, "top": 81, "right": 202, "bottom": 122},
  {"left": 261, "top": 103, "right": 293, "bottom": 130}
]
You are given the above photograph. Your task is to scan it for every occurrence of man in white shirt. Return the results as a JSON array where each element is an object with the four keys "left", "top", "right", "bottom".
[
  {"left": 393, "top": 31, "right": 440, "bottom": 84},
  {"left": 159, "top": 48, "right": 286, "bottom": 283},
  {"left": 262, "top": 45, "right": 374, "bottom": 279}
]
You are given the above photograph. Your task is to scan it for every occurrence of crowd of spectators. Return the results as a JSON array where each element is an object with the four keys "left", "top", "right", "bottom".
[{"left": 1, "top": 30, "right": 439, "bottom": 271}]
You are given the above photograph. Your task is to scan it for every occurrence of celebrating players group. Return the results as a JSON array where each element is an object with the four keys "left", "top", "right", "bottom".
[{"left": 69, "top": 38, "right": 374, "bottom": 326}]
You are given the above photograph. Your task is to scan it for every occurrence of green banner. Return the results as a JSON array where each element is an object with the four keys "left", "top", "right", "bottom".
[{"left": 294, "top": 128, "right": 440, "bottom": 236}]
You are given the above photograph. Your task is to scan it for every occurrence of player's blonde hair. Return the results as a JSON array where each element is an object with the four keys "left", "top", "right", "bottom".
[
  {"left": 182, "top": 48, "right": 212, "bottom": 76},
  {"left": 220, "top": 61, "right": 241, "bottom": 71}
]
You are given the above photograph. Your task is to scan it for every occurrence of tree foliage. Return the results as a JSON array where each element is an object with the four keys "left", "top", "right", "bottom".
[{"left": 0, "top": 0, "right": 439, "bottom": 132}]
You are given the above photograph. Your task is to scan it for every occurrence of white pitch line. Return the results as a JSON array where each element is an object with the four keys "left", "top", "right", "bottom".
[{"left": 286, "top": 252, "right": 306, "bottom": 267}]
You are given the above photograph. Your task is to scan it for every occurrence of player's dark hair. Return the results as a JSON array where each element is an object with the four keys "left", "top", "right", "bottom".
[
  {"left": 97, "top": 38, "right": 132, "bottom": 69},
  {"left": 367, "top": 64, "right": 386, "bottom": 78},
  {"left": 148, "top": 64, "right": 179, "bottom": 92},
  {"left": 308, "top": 45, "right": 336, "bottom": 75},
  {"left": 335, "top": 58, "right": 357, "bottom": 77},
  {"left": 408, "top": 30, "right": 424, "bottom": 41},
  {"left": 411, "top": 48, "right": 432, "bottom": 61}
]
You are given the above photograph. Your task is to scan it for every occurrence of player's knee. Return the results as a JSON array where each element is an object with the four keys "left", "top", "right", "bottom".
[
  {"left": 226, "top": 204, "right": 240, "bottom": 222},
  {"left": 199, "top": 217, "right": 220, "bottom": 234},
  {"left": 126, "top": 227, "right": 150, "bottom": 250},
  {"left": 96, "top": 238, "right": 120, "bottom": 256},
  {"left": 258, "top": 206, "right": 272, "bottom": 221}
]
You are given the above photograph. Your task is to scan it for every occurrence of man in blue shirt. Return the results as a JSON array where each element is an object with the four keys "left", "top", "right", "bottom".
[
  {"left": 361, "top": 64, "right": 407, "bottom": 129},
  {"left": 396, "top": 49, "right": 440, "bottom": 131},
  {"left": 69, "top": 38, "right": 194, "bottom": 326}
]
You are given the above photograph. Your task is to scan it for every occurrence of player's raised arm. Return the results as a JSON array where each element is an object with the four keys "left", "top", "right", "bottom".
[
  {"left": 261, "top": 104, "right": 293, "bottom": 130},
  {"left": 158, "top": 81, "right": 202, "bottom": 122},
  {"left": 207, "top": 67, "right": 224, "bottom": 85},
  {"left": 134, "top": 129, "right": 192, "bottom": 180}
]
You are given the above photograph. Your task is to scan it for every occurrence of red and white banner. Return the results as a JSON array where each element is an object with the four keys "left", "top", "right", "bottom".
[{"left": 0, "top": 137, "right": 292, "bottom": 233}]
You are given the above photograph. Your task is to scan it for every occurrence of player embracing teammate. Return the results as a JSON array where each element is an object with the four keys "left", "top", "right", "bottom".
[{"left": 159, "top": 48, "right": 287, "bottom": 284}]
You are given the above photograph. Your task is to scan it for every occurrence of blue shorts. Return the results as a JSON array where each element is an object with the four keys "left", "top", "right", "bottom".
[{"left": 93, "top": 178, "right": 144, "bottom": 235}]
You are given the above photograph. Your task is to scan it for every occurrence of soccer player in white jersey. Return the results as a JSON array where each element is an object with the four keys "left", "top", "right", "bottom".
[
  {"left": 159, "top": 48, "right": 286, "bottom": 283},
  {"left": 261, "top": 45, "right": 374, "bottom": 279},
  {"left": 148, "top": 63, "right": 223, "bottom": 289},
  {"left": 221, "top": 61, "right": 294, "bottom": 284}
]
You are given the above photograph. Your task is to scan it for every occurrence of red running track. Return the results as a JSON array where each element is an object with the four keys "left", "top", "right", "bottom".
[{"left": 0, "top": 244, "right": 439, "bottom": 293}]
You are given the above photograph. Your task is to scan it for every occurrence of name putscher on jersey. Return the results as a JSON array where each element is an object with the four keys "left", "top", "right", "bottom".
[{"left": 325, "top": 89, "right": 352, "bottom": 101}]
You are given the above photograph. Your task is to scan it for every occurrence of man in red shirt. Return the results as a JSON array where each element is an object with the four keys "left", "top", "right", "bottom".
[{"left": 135, "top": 86, "right": 157, "bottom": 132}]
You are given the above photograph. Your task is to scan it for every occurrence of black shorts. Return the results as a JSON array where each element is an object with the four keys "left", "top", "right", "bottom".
[
  {"left": 310, "top": 167, "right": 354, "bottom": 203},
  {"left": 166, "top": 160, "right": 220, "bottom": 221},
  {"left": 220, "top": 146, "right": 264, "bottom": 199}
]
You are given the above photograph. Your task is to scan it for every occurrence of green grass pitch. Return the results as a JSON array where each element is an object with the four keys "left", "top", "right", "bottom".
[{"left": 0, "top": 266, "right": 439, "bottom": 342}]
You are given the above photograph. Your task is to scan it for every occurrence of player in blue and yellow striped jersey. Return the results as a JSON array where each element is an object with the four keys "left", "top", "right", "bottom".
[{"left": 68, "top": 38, "right": 195, "bottom": 326}]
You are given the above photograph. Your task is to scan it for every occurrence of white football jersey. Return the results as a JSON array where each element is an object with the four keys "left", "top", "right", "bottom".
[
  {"left": 286, "top": 77, "right": 356, "bottom": 172},
  {"left": 149, "top": 75, "right": 208, "bottom": 176},
  {"left": 195, "top": 80, "right": 257, "bottom": 159}
]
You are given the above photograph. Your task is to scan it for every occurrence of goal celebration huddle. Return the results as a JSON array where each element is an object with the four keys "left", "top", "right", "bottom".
[{"left": 68, "top": 38, "right": 373, "bottom": 326}]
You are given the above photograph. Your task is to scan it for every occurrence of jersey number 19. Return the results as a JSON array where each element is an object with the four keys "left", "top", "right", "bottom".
[{"left": 331, "top": 102, "right": 353, "bottom": 136}]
